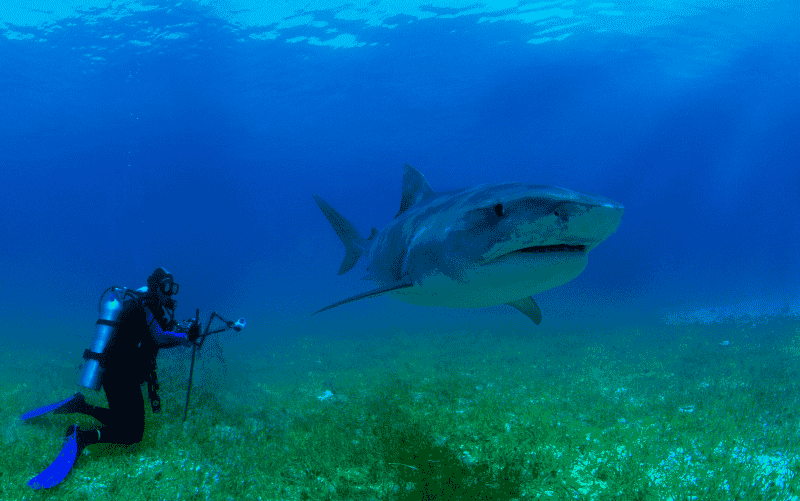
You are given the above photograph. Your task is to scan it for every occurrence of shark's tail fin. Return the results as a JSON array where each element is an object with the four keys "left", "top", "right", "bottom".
[{"left": 313, "top": 195, "right": 370, "bottom": 275}]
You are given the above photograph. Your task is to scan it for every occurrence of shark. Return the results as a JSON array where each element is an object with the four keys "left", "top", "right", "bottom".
[{"left": 313, "top": 164, "right": 624, "bottom": 324}]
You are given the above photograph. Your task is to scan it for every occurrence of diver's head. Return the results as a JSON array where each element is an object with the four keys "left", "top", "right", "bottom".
[{"left": 147, "top": 267, "right": 179, "bottom": 308}]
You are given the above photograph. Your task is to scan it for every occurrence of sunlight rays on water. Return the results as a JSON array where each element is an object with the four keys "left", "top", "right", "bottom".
[{"left": 1, "top": 0, "right": 776, "bottom": 49}]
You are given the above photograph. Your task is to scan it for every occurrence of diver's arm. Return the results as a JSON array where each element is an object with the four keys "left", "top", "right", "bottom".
[{"left": 145, "top": 307, "right": 190, "bottom": 348}]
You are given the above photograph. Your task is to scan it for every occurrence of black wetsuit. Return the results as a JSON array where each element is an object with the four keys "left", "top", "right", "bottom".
[{"left": 81, "top": 295, "right": 188, "bottom": 445}]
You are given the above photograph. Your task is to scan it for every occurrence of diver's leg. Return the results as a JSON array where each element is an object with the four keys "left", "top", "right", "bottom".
[{"left": 93, "top": 372, "right": 145, "bottom": 445}]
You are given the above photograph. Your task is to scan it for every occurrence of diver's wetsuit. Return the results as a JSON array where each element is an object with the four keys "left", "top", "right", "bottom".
[{"left": 79, "top": 295, "right": 189, "bottom": 445}]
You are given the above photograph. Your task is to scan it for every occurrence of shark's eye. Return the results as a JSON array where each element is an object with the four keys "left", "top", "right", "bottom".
[{"left": 494, "top": 203, "right": 504, "bottom": 217}]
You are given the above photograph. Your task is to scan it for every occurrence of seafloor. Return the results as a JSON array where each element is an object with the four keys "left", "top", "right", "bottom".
[{"left": 2, "top": 316, "right": 799, "bottom": 500}]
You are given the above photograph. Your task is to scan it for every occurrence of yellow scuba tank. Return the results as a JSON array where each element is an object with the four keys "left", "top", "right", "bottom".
[{"left": 79, "top": 286, "right": 146, "bottom": 391}]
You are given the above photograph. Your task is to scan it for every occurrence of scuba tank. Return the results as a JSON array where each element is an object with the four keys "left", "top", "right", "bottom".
[{"left": 79, "top": 286, "right": 146, "bottom": 391}]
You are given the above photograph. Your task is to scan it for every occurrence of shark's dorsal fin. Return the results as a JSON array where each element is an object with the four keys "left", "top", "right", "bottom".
[
  {"left": 507, "top": 297, "right": 542, "bottom": 325},
  {"left": 396, "top": 164, "right": 435, "bottom": 217},
  {"left": 312, "top": 278, "right": 414, "bottom": 316},
  {"left": 313, "top": 195, "right": 366, "bottom": 275}
]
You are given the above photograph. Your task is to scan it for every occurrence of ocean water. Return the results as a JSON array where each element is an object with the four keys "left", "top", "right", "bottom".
[{"left": 1, "top": 1, "right": 799, "bottom": 499}]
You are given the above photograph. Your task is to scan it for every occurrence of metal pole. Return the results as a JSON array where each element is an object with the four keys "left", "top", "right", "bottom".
[{"left": 182, "top": 308, "right": 199, "bottom": 422}]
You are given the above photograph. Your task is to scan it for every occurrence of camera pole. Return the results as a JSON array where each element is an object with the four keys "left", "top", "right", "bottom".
[
  {"left": 182, "top": 308, "right": 200, "bottom": 423},
  {"left": 181, "top": 311, "right": 246, "bottom": 422}
]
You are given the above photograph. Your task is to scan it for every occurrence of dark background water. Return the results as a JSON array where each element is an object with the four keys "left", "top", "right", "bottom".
[{"left": 1, "top": 1, "right": 798, "bottom": 361}]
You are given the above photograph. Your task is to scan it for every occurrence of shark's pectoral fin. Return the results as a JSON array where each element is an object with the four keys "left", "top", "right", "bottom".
[
  {"left": 313, "top": 279, "right": 414, "bottom": 316},
  {"left": 507, "top": 297, "right": 542, "bottom": 325}
]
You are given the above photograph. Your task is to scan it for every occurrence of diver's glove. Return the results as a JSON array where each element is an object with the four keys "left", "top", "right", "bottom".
[{"left": 187, "top": 322, "right": 201, "bottom": 344}]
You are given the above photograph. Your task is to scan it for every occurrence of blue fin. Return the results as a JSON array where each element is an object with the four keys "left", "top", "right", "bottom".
[
  {"left": 20, "top": 394, "right": 81, "bottom": 421},
  {"left": 28, "top": 425, "right": 81, "bottom": 489}
]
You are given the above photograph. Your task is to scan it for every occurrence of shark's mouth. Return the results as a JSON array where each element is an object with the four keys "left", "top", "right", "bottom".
[
  {"left": 485, "top": 243, "right": 588, "bottom": 262},
  {"left": 514, "top": 244, "right": 586, "bottom": 254}
]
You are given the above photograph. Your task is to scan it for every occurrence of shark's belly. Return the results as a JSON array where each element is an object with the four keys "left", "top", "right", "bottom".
[{"left": 391, "top": 251, "right": 589, "bottom": 308}]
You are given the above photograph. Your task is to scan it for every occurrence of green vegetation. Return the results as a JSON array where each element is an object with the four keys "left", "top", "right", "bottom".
[{"left": 1, "top": 318, "right": 799, "bottom": 500}]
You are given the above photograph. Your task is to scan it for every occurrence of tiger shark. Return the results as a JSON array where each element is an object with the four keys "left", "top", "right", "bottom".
[{"left": 313, "top": 164, "right": 623, "bottom": 324}]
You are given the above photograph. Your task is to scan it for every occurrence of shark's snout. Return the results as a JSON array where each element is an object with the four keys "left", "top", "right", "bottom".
[{"left": 563, "top": 200, "right": 624, "bottom": 251}]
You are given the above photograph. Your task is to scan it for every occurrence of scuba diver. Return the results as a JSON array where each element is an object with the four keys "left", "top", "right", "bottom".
[{"left": 21, "top": 267, "right": 201, "bottom": 489}]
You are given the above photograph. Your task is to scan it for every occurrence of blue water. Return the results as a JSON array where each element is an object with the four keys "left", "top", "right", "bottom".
[{"left": 1, "top": 0, "right": 798, "bottom": 355}]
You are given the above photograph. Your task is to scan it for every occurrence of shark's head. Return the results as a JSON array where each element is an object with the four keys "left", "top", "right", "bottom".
[
  {"left": 466, "top": 183, "right": 624, "bottom": 261},
  {"left": 399, "top": 181, "right": 624, "bottom": 307}
]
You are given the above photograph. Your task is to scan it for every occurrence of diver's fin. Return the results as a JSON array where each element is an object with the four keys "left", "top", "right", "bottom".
[
  {"left": 20, "top": 393, "right": 86, "bottom": 421},
  {"left": 507, "top": 297, "right": 542, "bottom": 325},
  {"left": 28, "top": 425, "right": 85, "bottom": 489},
  {"left": 313, "top": 279, "right": 414, "bottom": 315}
]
